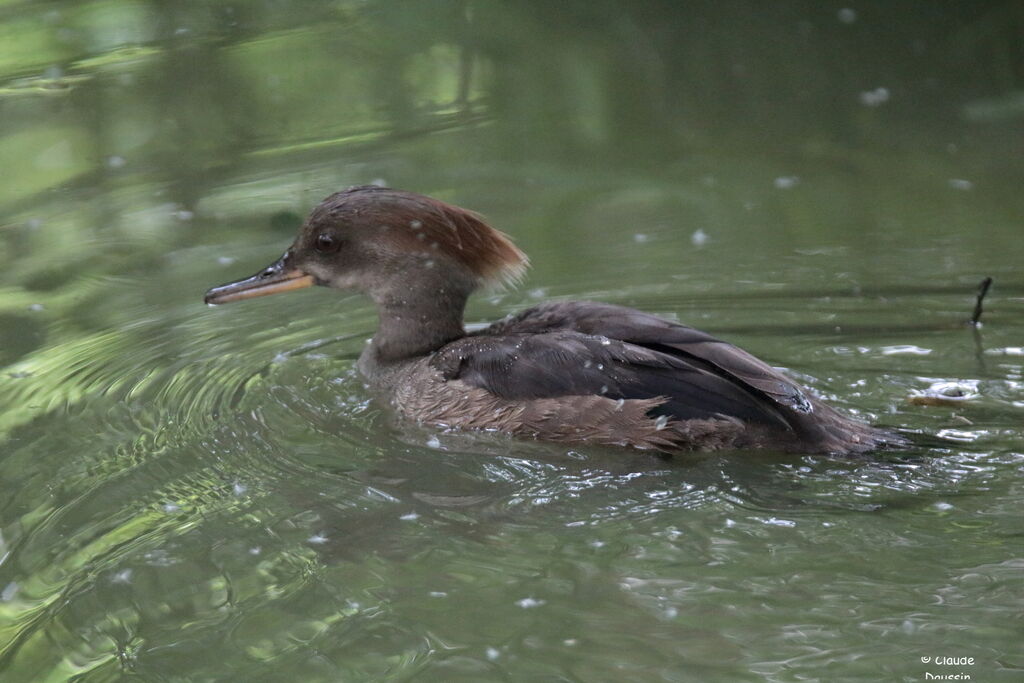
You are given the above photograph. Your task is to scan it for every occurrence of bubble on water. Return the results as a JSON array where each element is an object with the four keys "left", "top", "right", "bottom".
[
  {"left": 859, "top": 87, "right": 890, "bottom": 107},
  {"left": 43, "top": 65, "right": 63, "bottom": 80},
  {"left": 162, "top": 503, "right": 180, "bottom": 513},
  {"left": 837, "top": 8, "right": 857, "bottom": 23},
  {"left": 429, "top": 591, "right": 447, "bottom": 598},
  {"left": 272, "top": 352, "right": 288, "bottom": 364},
  {"left": 948, "top": 178, "right": 973, "bottom": 191},
  {"left": 174, "top": 27, "right": 190, "bottom": 36},
  {"left": 933, "top": 502, "right": 954, "bottom": 511},
  {"left": 249, "top": 546, "right": 261, "bottom": 555},
  {"left": 664, "top": 606, "right": 679, "bottom": 618},
  {"left": 370, "top": 178, "right": 388, "bottom": 187},
  {"left": 217, "top": 256, "right": 236, "bottom": 266},
  {"left": 26, "top": 218, "right": 42, "bottom": 230},
  {"left": 589, "top": 540, "right": 605, "bottom": 548},
  {"left": 986, "top": 347, "right": 1023, "bottom": 356},
  {"left": 400, "top": 512, "right": 419, "bottom": 521},
  {"left": 307, "top": 534, "right": 328, "bottom": 544},
  {"left": 516, "top": 597, "right": 546, "bottom": 608},
  {"left": 633, "top": 233, "right": 650, "bottom": 243},
  {"left": 28, "top": 303, "right": 44, "bottom": 312},
  {"left": 763, "top": 517, "right": 796, "bottom": 527},
  {"left": 486, "top": 647, "right": 500, "bottom": 661},
  {"left": 174, "top": 209, "right": 194, "bottom": 221},
  {"left": 232, "top": 482, "right": 247, "bottom": 496},
  {"left": 773, "top": 176, "right": 800, "bottom": 189},
  {"left": 425, "top": 436, "right": 441, "bottom": 449},
  {"left": 880, "top": 345, "right": 931, "bottom": 356},
  {"left": 691, "top": 228, "right": 709, "bottom": 246},
  {"left": 106, "top": 155, "right": 126, "bottom": 169}
]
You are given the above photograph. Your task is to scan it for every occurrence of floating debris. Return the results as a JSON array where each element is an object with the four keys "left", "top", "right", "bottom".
[{"left": 908, "top": 380, "right": 979, "bottom": 406}]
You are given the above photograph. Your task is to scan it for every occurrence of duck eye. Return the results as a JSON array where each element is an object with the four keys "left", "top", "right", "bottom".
[{"left": 315, "top": 234, "right": 339, "bottom": 253}]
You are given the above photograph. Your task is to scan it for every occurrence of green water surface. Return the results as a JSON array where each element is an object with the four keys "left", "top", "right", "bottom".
[{"left": 1, "top": 2, "right": 1023, "bottom": 681}]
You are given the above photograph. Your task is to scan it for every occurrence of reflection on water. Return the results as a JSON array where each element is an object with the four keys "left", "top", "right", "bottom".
[{"left": 2, "top": 1, "right": 1024, "bottom": 681}]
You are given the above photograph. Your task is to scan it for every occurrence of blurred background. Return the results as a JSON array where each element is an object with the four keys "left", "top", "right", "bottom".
[{"left": 1, "top": 1, "right": 1023, "bottom": 681}]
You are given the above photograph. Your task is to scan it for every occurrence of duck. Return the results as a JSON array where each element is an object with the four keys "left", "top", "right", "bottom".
[{"left": 204, "top": 185, "right": 901, "bottom": 454}]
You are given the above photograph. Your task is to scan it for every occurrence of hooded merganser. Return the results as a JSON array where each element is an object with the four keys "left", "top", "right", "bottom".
[{"left": 205, "top": 186, "right": 899, "bottom": 454}]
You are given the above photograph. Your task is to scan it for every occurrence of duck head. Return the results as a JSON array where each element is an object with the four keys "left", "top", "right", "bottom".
[{"left": 204, "top": 185, "right": 527, "bottom": 307}]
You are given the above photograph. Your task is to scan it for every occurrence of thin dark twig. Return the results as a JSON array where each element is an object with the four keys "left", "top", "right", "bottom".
[{"left": 969, "top": 277, "right": 993, "bottom": 327}]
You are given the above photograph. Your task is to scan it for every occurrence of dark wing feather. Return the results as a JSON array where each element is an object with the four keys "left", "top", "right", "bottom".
[
  {"left": 480, "top": 301, "right": 814, "bottom": 413},
  {"left": 432, "top": 331, "right": 794, "bottom": 428}
]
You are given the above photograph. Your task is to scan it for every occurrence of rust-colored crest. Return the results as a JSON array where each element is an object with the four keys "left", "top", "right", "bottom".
[{"left": 314, "top": 186, "right": 529, "bottom": 286}]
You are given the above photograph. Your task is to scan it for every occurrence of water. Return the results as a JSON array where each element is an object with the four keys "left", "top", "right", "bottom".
[{"left": 2, "top": 2, "right": 1023, "bottom": 681}]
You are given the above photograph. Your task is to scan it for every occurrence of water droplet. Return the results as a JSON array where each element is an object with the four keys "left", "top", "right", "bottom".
[
  {"left": 1, "top": 582, "right": 19, "bottom": 602},
  {"left": 859, "top": 87, "right": 890, "bottom": 107},
  {"left": 516, "top": 597, "right": 546, "bottom": 608},
  {"left": 111, "top": 569, "right": 133, "bottom": 584}
]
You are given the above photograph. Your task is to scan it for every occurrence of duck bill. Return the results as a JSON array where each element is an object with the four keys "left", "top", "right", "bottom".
[{"left": 204, "top": 255, "right": 314, "bottom": 305}]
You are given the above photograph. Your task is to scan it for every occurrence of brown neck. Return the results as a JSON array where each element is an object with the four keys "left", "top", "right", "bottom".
[{"left": 368, "top": 273, "right": 472, "bottom": 363}]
